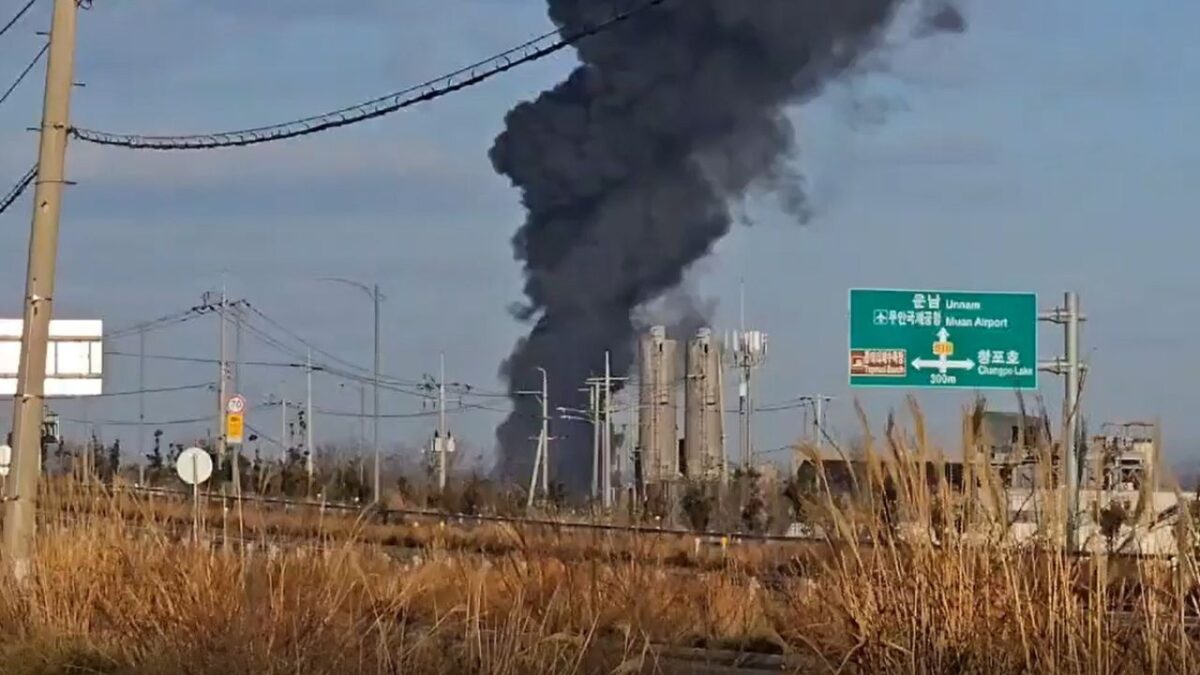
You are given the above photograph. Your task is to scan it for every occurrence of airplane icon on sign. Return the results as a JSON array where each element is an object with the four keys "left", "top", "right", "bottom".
[{"left": 873, "top": 309, "right": 890, "bottom": 325}]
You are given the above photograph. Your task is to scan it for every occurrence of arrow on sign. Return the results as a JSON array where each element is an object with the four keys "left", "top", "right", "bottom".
[
  {"left": 913, "top": 357, "right": 976, "bottom": 373},
  {"left": 936, "top": 327, "right": 950, "bottom": 342}
]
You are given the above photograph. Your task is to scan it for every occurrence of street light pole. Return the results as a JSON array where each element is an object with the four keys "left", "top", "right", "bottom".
[
  {"left": 372, "top": 283, "right": 381, "bottom": 504},
  {"left": 318, "top": 277, "right": 383, "bottom": 505}
]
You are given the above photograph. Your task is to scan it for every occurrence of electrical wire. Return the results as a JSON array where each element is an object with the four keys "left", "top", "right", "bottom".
[
  {"left": 61, "top": 414, "right": 213, "bottom": 427},
  {"left": 0, "top": 0, "right": 38, "bottom": 41},
  {"left": 88, "top": 382, "right": 214, "bottom": 398},
  {"left": 106, "top": 305, "right": 210, "bottom": 340},
  {"left": 0, "top": 42, "right": 47, "bottom": 109},
  {"left": 104, "top": 350, "right": 315, "bottom": 369},
  {"left": 0, "top": 164, "right": 37, "bottom": 216},
  {"left": 241, "top": 302, "right": 424, "bottom": 387},
  {"left": 68, "top": 0, "right": 669, "bottom": 150}
]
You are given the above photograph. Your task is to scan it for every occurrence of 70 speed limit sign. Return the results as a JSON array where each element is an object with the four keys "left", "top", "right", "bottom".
[{"left": 226, "top": 394, "right": 246, "bottom": 415}]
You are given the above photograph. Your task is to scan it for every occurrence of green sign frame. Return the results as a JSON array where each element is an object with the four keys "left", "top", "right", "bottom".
[{"left": 848, "top": 288, "right": 1039, "bottom": 390}]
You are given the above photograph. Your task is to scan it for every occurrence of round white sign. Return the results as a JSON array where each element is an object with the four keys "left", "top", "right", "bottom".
[
  {"left": 226, "top": 394, "right": 246, "bottom": 414},
  {"left": 0, "top": 444, "right": 11, "bottom": 478},
  {"left": 175, "top": 447, "right": 213, "bottom": 486}
]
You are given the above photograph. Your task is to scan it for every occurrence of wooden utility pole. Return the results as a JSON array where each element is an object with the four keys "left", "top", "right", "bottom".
[{"left": 3, "top": 0, "right": 79, "bottom": 580}]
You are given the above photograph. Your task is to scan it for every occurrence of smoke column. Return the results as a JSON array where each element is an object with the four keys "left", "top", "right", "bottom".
[{"left": 490, "top": 0, "right": 962, "bottom": 492}]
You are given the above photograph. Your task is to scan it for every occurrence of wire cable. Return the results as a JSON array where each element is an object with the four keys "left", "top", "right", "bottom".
[
  {"left": 0, "top": 42, "right": 47, "bottom": 109},
  {"left": 89, "top": 382, "right": 215, "bottom": 398},
  {"left": 61, "top": 414, "right": 213, "bottom": 427},
  {"left": 69, "top": 0, "right": 669, "bottom": 150},
  {"left": 0, "top": 164, "right": 37, "bottom": 216},
  {"left": 0, "top": 0, "right": 38, "bottom": 41},
  {"left": 106, "top": 305, "right": 210, "bottom": 340},
  {"left": 104, "top": 350, "right": 315, "bottom": 369}
]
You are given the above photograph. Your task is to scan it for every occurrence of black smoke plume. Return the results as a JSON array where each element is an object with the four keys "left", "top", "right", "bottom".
[{"left": 490, "top": 0, "right": 963, "bottom": 492}]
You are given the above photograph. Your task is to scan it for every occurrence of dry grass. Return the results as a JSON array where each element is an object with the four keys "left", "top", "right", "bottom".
[{"left": 2, "top": 402, "right": 1199, "bottom": 673}]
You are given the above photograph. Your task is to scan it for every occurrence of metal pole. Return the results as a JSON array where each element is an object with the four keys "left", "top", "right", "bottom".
[
  {"left": 279, "top": 394, "right": 287, "bottom": 460},
  {"left": 438, "top": 353, "right": 447, "bottom": 493},
  {"left": 603, "top": 351, "right": 613, "bottom": 509},
  {"left": 306, "top": 349, "right": 314, "bottom": 491},
  {"left": 539, "top": 367, "right": 549, "bottom": 494},
  {"left": 138, "top": 326, "right": 145, "bottom": 470},
  {"left": 590, "top": 384, "right": 600, "bottom": 500},
  {"left": 526, "top": 427, "right": 542, "bottom": 510},
  {"left": 372, "top": 284, "right": 381, "bottom": 504},
  {"left": 741, "top": 365, "right": 752, "bottom": 469},
  {"left": 216, "top": 286, "right": 227, "bottom": 470},
  {"left": 4, "top": 0, "right": 79, "bottom": 579},
  {"left": 233, "top": 303, "right": 242, "bottom": 394},
  {"left": 814, "top": 396, "right": 823, "bottom": 454},
  {"left": 1064, "top": 291, "right": 1080, "bottom": 551}
]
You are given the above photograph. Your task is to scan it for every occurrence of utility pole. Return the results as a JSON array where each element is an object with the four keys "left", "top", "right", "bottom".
[
  {"left": 585, "top": 354, "right": 627, "bottom": 510},
  {"left": 520, "top": 367, "right": 551, "bottom": 508},
  {"left": 1039, "top": 291, "right": 1086, "bottom": 552},
  {"left": 279, "top": 392, "right": 288, "bottom": 460},
  {"left": 437, "top": 353, "right": 448, "bottom": 493},
  {"left": 590, "top": 383, "right": 600, "bottom": 500},
  {"left": 306, "top": 349, "right": 315, "bottom": 492},
  {"left": 371, "top": 283, "right": 381, "bottom": 504},
  {"left": 233, "top": 302, "right": 242, "bottom": 394},
  {"left": 799, "top": 395, "right": 834, "bottom": 453},
  {"left": 604, "top": 352, "right": 612, "bottom": 509},
  {"left": 4, "top": 0, "right": 79, "bottom": 579},
  {"left": 215, "top": 285, "right": 228, "bottom": 470},
  {"left": 138, "top": 326, "right": 146, "bottom": 470}
]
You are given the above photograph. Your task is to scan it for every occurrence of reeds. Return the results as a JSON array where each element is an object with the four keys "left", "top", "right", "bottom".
[{"left": 0, "top": 401, "right": 1196, "bottom": 673}]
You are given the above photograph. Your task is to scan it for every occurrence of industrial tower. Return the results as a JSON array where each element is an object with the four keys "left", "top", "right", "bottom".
[
  {"left": 684, "top": 328, "right": 724, "bottom": 481},
  {"left": 637, "top": 326, "right": 678, "bottom": 485}
]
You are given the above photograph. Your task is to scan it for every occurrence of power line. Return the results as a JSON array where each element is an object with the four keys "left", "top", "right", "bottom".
[
  {"left": 61, "top": 414, "right": 213, "bottom": 428},
  {"left": 68, "top": 0, "right": 669, "bottom": 150},
  {"left": 0, "top": 42, "right": 48, "bottom": 109},
  {"left": 106, "top": 305, "right": 210, "bottom": 340},
  {"left": 241, "top": 303, "right": 424, "bottom": 387},
  {"left": 104, "top": 350, "right": 314, "bottom": 369},
  {"left": 0, "top": 0, "right": 39, "bottom": 41},
  {"left": 89, "top": 382, "right": 214, "bottom": 398},
  {"left": 0, "top": 165, "right": 37, "bottom": 216}
]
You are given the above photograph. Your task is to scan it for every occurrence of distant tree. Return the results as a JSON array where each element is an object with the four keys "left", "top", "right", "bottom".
[
  {"left": 783, "top": 461, "right": 819, "bottom": 524},
  {"left": 145, "top": 430, "right": 165, "bottom": 484},
  {"left": 741, "top": 469, "right": 770, "bottom": 535},
  {"left": 105, "top": 439, "right": 121, "bottom": 482},
  {"left": 681, "top": 482, "right": 714, "bottom": 532},
  {"left": 1099, "top": 500, "right": 1129, "bottom": 553}
]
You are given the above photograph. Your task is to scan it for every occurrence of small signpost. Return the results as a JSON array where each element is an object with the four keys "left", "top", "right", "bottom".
[
  {"left": 176, "top": 447, "right": 213, "bottom": 542},
  {"left": 226, "top": 394, "right": 246, "bottom": 445},
  {"left": 849, "top": 289, "right": 1038, "bottom": 390}
]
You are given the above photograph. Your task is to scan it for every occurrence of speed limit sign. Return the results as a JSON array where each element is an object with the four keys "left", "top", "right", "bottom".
[{"left": 226, "top": 394, "right": 246, "bottom": 415}]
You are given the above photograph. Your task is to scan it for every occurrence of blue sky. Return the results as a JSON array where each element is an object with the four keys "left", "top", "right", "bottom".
[{"left": 1, "top": 0, "right": 1198, "bottom": 473}]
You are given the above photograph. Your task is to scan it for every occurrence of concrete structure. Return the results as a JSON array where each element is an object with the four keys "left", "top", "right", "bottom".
[
  {"left": 0, "top": 319, "right": 103, "bottom": 397},
  {"left": 1085, "top": 421, "right": 1157, "bottom": 492},
  {"left": 637, "top": 326, "right": 678, "bottom": 484},
  {"left": 684, "top": 328, "right": 724, "bottom": 481},
  {"left": 977, "top": 411, "right": 1051, "bottom": 489}
]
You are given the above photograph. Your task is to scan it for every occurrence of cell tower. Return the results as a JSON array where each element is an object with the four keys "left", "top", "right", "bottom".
[
  {"left": 726, "top": 329, "right": 767, "bottom": 471},
  {"left": 685, "top": 328, "right": 724, "bottom": 481},
  {"left": 637, "top": 326, "right": 678, "bottom": 486}
]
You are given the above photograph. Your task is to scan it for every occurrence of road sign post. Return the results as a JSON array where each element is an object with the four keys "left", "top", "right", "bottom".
[{"left": 849, "top": 289, "right": 1038, "bottom": 390}]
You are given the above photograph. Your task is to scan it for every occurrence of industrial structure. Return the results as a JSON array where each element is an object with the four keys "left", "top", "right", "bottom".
[
  {"left": 636, "top": 326, "right": 678, "bottom": 486},
  {"left": 684, "top": 328, "right": 724, "bottom": 481}
]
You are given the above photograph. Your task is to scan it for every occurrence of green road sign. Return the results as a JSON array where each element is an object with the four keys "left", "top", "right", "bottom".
[{"left": 848, "top": 289, "right": 1038, "bottom": 390}]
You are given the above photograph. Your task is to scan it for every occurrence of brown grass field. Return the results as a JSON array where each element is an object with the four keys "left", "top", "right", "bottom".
[{"left": 1, "top": 404, "right": 1199, "bottom": 674}]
